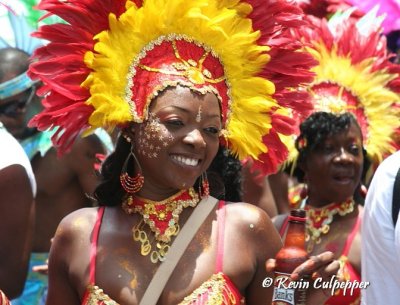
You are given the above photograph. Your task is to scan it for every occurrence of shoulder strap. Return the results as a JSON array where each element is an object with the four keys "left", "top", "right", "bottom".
[
  {"left": 342, "top": 216, "right": 361, "bottom": 256},
  {"left": 392, "top": 167, "right": 400, "bottom": 226},
  {"left": 215, "top": 200, "right": 225, "bottom": 273},
  {"left": 139, "top": 196, "right": 219, "bottom": 305},
  {"left": 89, "top": 207, "right": 105, "bottom": 284}
]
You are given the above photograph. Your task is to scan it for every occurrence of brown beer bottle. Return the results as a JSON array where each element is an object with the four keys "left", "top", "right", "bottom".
[{"left": 272, "top": 209, "right": 308, "bottom": 305}]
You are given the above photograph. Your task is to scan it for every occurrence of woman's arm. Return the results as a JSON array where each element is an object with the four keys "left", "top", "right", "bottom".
[
  {"left": 0, "top": 165, "right": 34, "bottom": 298},
  {"left": 241, "top": 204, "right": 283, "bottom": 304},
  {"left": 46, "top": 210, "right": 92, "bottom": 305}
]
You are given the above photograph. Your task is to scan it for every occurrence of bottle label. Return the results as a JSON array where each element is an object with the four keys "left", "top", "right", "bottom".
[{"left": 271, "top": 272, "right": 307, "bottom": 305}]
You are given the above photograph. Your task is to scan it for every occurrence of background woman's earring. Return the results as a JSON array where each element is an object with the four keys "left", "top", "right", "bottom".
[
  {"left": 300, "top": 183, "right": 308, "bottom": 199},
  {"left": 359, "top": 184, "right": 368, "bottom": 198},
  {"left": 201, "top": 172, "right": 210, "bottom": 198},
  {"left": 120, "top": 147, "right": 144, "bottom": 195},
  {"left": 122, "top": 133, "right": 132, "bottom": 143}
]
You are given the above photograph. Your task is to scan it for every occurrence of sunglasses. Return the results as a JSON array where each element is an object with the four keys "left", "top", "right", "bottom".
[{"left": 0, "top": 86, "right": 36, "bottom": 118}]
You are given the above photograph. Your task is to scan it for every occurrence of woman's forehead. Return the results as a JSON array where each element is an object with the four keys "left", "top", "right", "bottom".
[
  {"left": 150, "top": 86, "right": 221, "bottom": 113},
  {"left": 323, "top": 124, "right": 363, "bottom": 142}
]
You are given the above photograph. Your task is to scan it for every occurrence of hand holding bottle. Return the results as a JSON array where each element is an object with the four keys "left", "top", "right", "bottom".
[{"left": 266, "top": 209, "right": 340, "bottom": 305}]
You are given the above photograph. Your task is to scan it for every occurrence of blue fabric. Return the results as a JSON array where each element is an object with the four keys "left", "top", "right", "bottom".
[
  {"left": 20, "top": 130, "right": 55, "bottom": 161},
  {"left": 11, "top": 253, "right": 48, "bottom": 305},
  {"left": 0, "top": 72, "right": 36, "bottom": 99}
]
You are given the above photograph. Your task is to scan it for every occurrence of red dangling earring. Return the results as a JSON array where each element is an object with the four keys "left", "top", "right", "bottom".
[
  {"left": 201, "top": 172, "right": 210, "bottom": 198},
  {"left": 120, "top": 144, "right": 144, "bottom": 194}
]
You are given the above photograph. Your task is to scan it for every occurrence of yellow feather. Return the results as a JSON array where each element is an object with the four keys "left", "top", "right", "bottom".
[{"left": 83, "top": 0, "right": 284, "bottom": 161}]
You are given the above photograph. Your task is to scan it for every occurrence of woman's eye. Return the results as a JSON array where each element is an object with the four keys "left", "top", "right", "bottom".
[
  {"left": 166, "top": 119, "right": 184, "bottom": 126},
  {"left": 322, "top": 145, "right": 334, "bottom": 154},
  {"left": 204, "top": 127, "right": 220, "bottom": 135},
  {"left": 349, "top": 144, "right": 361, "bottom": 155}
]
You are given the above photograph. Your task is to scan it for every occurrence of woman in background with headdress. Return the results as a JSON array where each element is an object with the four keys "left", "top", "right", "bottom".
[
  {"left": 276, "top": 7, "right": 400, "bottom": 305},
  {"left": 283, "top": 111, "right": 366, "bottom": 305},
  {"left": 27, "top": 0, "right": 342, "bottom": 304}
]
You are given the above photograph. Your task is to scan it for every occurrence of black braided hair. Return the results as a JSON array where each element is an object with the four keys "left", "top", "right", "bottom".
[
  {"left": 93, "top": 135, "right": 130, "bottom": 206},
  {"left": 205, "top": 146, "right": 242, "bottom": 202},
  {"left": 293, "top": 111, "right": 370, "bottom": 185}
]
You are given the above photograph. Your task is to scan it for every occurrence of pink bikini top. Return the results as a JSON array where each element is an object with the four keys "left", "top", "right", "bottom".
[
  {"left": 81, "top": 201, "right": 245, "bottom": 305},
  {"left": 324, "top": 216, "right": 361, "bottom": 305}
]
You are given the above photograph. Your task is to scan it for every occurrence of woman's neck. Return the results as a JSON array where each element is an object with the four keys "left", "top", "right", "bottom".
[{"left": 306, "top": 195, "right": 355, "bottom": 209}]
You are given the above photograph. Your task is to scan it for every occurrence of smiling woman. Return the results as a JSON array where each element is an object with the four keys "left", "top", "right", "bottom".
[
  {"left": 129, "top": 86, "right": 222, "bottom": 194},
  {"left": 27, "top": 0, "right": 341, "bottom": 304}
]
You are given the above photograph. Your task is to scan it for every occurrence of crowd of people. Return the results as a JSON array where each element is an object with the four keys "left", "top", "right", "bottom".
[{"left": 0, "top": 0, "right": 399, "bottom": 305}]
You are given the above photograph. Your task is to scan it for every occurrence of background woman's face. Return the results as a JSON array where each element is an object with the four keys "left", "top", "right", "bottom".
[
  {"left": 134, "top": 85, "right": 222, "bottom": 193},
  {"left": 304, "top": 122, "right": 364, "bottom": 205}
]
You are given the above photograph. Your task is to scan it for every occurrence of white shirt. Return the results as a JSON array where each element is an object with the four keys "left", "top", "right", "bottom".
[
  {"left": 0, "top": 123, "right": 36, "bottom": 196},
  {"left": 361, "top": 150, "right": 400, "bottom": 304}
]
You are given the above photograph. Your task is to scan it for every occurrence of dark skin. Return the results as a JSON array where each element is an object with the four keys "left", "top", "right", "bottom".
[
  {"left": 268, "top": 171, "right": 291, "bottom": 215},
  {"left": 241, "top": 161, "right": 278, "bottom": 217},
  {"left": 0, "top": 164, "right": 34, "bottom": 298},
  {"left": 0, "top": 48, "right": 35, "bottom": 297},
  {"left": 275, "top": 121, "right": 363, "bottom": 277},
  {"left": 31, "top": 136, "right": 106, "bottom": 252},
  {"left": 0, "top": 48, "right": 107, "bottom": 254},
  {"left": 46, "top": 86, "right": 338, "bottom": 305}
]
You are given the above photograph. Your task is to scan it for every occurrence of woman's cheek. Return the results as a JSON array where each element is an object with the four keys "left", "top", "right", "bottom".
[{"left": 137, "top": 116, "right": 174, "bottom": 159}]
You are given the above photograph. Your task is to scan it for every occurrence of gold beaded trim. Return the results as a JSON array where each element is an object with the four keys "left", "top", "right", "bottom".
[
  {"left": 179, "top": 273, "right": 237, "bottom": 305},
  {"left": 122, "top": 188, "right": 200, "bottom": 263},
  {"left": 305, "top": 198, "right": 355, "bottom": 253}
]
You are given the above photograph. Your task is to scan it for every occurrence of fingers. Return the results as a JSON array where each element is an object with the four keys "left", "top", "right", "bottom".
[
  {"left": 291, "top": 251, "right": 335, "bottom": 280},
  {"left": 312, "top": 258, "right": 340, "bottom": 281}
]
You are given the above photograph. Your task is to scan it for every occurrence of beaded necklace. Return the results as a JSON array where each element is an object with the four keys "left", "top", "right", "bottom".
[
  {"left": 122, "top": 187, "right": 200, "bottom": 263},
  {"left": 305, "top": 198, "right": 355, "bottom": 253}
]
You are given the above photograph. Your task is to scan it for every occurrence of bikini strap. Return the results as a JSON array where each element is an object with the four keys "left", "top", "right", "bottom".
[
  {"left": 215, "top": 200, "right": 226, "bottom": 273},
  {"left": 89, "top": 206, "right": 105, "bottom": 284},
  {"left": 342, "top": 216, "right": 361, "bottom": 257}
]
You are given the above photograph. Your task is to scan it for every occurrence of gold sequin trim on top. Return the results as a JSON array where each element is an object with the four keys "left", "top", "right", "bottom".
[
  {"left": 179, "top": 272, "right": 239, "bottom": 305},
  {"left": 85, "top": 285, "right": 120, "bottom": 305}
]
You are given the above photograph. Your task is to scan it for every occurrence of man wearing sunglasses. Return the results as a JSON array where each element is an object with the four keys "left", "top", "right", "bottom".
[{"left": 0, "top": 47, "right": 112, "bottom": 305}]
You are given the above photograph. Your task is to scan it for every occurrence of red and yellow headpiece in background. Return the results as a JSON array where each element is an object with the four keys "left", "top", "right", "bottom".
[
  {"left": 289, "top": 8, "right": 400, "bottom": 165},
  {"left": 28, "top": 0, "right": 317, "bottom": 174},
  {"left": 293, "top": 0, "right": 363, "bottom": 19}
]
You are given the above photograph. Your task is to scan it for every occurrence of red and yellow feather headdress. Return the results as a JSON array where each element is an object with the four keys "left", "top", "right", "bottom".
[
  {"left": 289, "top": 9, "right": 400, "bottom": 165},
  {"left": 28, "top": 0, "right": 316, "bottom": 174}
]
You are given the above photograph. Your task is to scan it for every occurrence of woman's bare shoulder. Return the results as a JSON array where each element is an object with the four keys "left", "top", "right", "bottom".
[
  {"left": 225, "top": 201, "right": 271, "bottom": 227},
  {"left": 224, "top": 202, "right": 282, "bottom": 250},
  {"left": 53, "top": 207, "right": 99, "bottom": 245}
]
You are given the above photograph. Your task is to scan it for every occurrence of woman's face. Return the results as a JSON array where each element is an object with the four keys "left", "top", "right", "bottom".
[
  {"left": 132, "top": 85, "right": 222, "bottom": 197},
  {"left": 0, "top": 86, "right": 36, "bottom": 139},
  {"left": 303, "top": 122, "right": 364, "bottom": 205}
]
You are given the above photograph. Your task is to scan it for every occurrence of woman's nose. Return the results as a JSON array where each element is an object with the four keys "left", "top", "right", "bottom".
[
  {"left": 183, "top": 129, "right": 206, "bottom": 149},
  {"left": 334, "top": 147, "right": 353, "bottom": 163}
]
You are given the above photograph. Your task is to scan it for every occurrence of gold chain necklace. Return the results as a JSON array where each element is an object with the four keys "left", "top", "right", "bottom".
[
  {"left": 305, "top": 198, "right": 355, "bottom": 253},
  {"left": 122, "top": 187, "right": 200, "bottom": 263}
]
